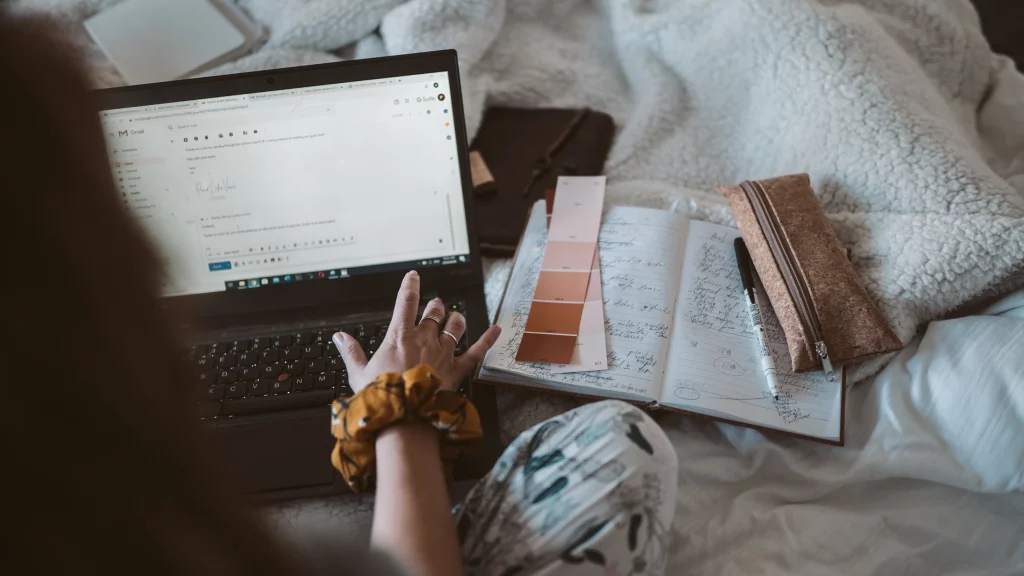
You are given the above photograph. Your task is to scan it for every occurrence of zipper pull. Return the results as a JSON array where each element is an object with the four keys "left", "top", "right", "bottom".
[{"left": 815, "top": 341, "right": 835, "bottom": 382}]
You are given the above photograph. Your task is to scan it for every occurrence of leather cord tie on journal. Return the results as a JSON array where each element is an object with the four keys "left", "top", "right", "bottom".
[{"left": 522, "top": 108, "right": 591, "bottom": 197}]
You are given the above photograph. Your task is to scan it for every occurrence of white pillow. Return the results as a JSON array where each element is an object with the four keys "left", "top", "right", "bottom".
[{"left": 866, "top": 288, "right": 1024, "bottom": 492}]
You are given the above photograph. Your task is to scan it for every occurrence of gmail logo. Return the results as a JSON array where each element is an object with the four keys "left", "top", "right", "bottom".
[{"left": 117, "top": 129, "right": 129, "bottom": 137}]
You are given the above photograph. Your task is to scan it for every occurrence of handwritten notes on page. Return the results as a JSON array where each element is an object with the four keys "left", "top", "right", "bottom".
[
  {"left": 481, "top": 202, "right": 687, "bottom": 402},
  {"left": 661, "top": 220, "right": 842, "bottom": 440}
]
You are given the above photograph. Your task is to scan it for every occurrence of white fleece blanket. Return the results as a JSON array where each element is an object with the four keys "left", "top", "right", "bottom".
[
  {"left": 17, "top": 0, "right": 1024, "bottom": 374},
  {"left": 15, "top": 0, "right": 1024, "bottom": 572}
]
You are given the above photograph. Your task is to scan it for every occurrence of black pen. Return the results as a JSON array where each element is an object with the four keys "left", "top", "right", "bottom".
[{"left": 734, "top": 238, "right": 780, "bottom": 400}]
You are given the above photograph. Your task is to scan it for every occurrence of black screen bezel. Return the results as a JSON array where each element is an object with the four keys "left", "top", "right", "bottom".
[{"left": 94, "top": 51, "right": 483, "bottom": 320}]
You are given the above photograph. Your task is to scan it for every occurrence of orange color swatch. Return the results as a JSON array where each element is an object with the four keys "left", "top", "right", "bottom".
[
  {"left": 533, "top": 271, "right": 590, "bottom": 302},
  {"left": 516, "top": 333, "right": 578, "bottom": 364}
]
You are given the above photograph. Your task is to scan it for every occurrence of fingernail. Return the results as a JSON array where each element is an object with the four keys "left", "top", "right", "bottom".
[
  {"left": 432, "top": 297, "right": 442, "bottom": 304},
  {"left": 407, "top": 270, "right": 418, "bottom": 278},
  {"left": 332, "top": 333, "right": 345, "bottom": 350}
]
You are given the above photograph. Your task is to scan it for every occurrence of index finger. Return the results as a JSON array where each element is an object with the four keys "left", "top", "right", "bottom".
[
  {"left": 453, "top": 325, "right": 502, "bottom": 381},
  {"left": 390, "top": 270, "right": 421, "bottom": 332}
]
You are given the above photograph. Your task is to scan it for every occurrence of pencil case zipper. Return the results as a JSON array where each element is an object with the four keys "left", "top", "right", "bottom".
[{"left": 739, "top": 180, "right": 836, "bottom": 381}]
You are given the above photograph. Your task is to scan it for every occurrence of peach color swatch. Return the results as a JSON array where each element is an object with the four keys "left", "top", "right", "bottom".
[{"left": 542, "top": 241, "right": 596, "bottom": 270}]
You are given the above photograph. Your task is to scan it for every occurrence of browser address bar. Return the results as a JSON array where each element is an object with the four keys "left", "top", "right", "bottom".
[{"left": 132, "top": 104, "right": 250, "bottom": 122}]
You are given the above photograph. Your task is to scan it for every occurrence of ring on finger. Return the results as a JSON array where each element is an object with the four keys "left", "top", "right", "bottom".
[
  {"left": 441, "top": 329, "right": 459, "bottom": 346},
  {"left": 420, "top": 298, "right": 446, "bottom": 328}
]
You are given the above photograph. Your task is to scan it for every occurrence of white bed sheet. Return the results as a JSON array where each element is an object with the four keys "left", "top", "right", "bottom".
[
  {"left": 267, "top": 288, "right": 1023, "bottom": 575},
  {"left": 657, "top": 289, "right": 1024, "bottom": 574}
]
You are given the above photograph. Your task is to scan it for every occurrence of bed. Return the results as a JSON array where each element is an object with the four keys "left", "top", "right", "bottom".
[{"left": 16, "top": 0, "right": 1023, "bottom": 572}]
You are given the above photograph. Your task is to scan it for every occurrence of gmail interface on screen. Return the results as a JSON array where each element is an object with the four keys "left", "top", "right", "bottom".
[{"left": 100, "top": 73, "right": 469, "bottom": 296}]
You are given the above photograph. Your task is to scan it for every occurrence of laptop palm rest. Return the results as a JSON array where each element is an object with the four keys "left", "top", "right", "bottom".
[{"left": 211, "top": 410, "right": 335, "bottom": 493}]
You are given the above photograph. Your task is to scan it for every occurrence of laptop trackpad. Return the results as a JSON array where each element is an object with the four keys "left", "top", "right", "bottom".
[{"left": 212, "top": 412, "right": 335, "bottom": 493}]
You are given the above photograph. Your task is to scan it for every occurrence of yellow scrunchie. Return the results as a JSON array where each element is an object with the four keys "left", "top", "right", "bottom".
[{"left": 330, "top": 365, "right": 482, "bottom": 493}]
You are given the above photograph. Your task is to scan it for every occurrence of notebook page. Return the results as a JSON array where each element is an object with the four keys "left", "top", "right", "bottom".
[
  {"left": 483, "top": 203, "right": 687, "bottom": 401},
  {"left": 660, "top": 220, "right": 842, "bottom": 440}
]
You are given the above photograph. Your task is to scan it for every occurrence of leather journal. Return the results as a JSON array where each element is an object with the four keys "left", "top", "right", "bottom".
[{"left": 469, "top": 107, "right": 615, "bottom": 256}]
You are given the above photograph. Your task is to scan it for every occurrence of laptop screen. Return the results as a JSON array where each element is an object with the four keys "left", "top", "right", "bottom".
[{"left": 99, "top": 72, "right": 469, "bottom": 297}]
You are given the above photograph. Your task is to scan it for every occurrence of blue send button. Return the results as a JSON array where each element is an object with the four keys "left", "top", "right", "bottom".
[{"left": 208, "top": 261, "right": 232, "bottom": 271}]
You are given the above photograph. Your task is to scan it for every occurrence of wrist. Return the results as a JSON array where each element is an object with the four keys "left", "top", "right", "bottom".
[
  {"left": 330, "top": 365, "right": 481, "bottom": 492},
  {"left": 376, "top": 421, "right": 439, "bottom": 450}
]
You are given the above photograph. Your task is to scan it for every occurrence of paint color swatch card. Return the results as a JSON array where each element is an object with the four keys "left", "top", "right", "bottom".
[
  {"left": 541, "top": 184, "right": 608, "bottom": 373},
  {"left": 515, "top": 176, "right": 605, "bottom": 364},
  {"left": 480, "top": 202, "right": 847, "bottom": 445}
]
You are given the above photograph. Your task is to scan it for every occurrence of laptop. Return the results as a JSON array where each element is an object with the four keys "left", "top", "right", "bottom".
[{"left": 95, "top": 51, "right": 501, "bottom": 500}]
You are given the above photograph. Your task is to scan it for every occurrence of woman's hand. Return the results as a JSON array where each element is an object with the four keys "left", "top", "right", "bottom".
[
  {"left": 333, "top": 270, "right": 501, "bottom": 393},
  {"left": 347, "top": 270, "right": 495, "bottom": 576}
]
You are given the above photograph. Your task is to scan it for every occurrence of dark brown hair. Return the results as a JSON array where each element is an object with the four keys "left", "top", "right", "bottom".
[{"left": 3, "top": 13, "right": 294, "bottom": 575}]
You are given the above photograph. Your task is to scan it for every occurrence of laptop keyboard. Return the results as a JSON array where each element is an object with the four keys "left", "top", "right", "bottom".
[{"left": 192, "top": 300, "right": 468, "bottom": 419}]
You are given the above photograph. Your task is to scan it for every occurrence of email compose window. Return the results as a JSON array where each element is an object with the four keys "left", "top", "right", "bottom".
[{"left": 100, "top": 73, "right": 469, "bottom": 296}]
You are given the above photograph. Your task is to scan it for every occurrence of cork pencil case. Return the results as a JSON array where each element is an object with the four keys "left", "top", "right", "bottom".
[{"left": 718, "top": 173, "right": 902, "bottom": 381}]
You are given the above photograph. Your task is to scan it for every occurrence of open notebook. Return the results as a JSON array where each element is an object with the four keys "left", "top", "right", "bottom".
[{"left": 478, "top": 202, "right": 846, "bottom": 444}]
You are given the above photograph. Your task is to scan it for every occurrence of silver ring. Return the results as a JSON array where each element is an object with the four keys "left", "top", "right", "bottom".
[
  {"left": 441, "top": 330, "right": 460, "bottom": 345},
  {"left": 422, "top": 315, "right": 443, "bottom": 326}
]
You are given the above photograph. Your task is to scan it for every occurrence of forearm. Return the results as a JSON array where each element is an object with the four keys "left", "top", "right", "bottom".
[{"left": 372, "top": 423, "right": 462, "bottom": 576}]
